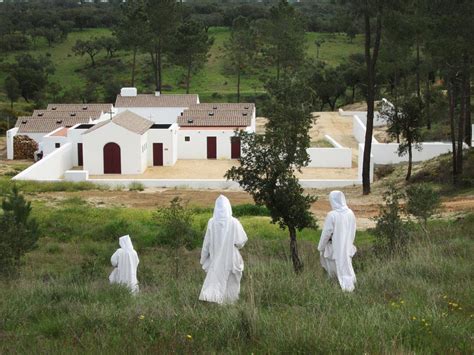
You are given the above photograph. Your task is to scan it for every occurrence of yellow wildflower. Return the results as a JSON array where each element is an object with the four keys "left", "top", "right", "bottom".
[
  {"left": 400, "top": 300, "right": 405, "bottom": 304},
  {"left": 412, "top": 316, "right": 417, "bottom": 320},
  {"left": 186, "top": 334, "right": 192, "bottom": 340},
  {"left": 443, "top": 295, "right": 447, "bottom": 299},
  {"left": 139, "top": 315, "right": 145, "bottom": 320}
]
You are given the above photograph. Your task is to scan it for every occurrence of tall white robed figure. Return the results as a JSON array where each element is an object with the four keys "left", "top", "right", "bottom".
[
  {"left": 199, "top": 195, "right": 248, "bottom": 304},
  {"left": 318, "top": 191, "right": 357, "bottom": 292},
  {"left": 109, "top": 235, "right": 140, "bottom": 294}
]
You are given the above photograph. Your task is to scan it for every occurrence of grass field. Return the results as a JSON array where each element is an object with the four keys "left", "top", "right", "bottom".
[
  {"left": 0, "top": 27, "right": 363, "bottom": 110},
  {"left": 0, "top": 193, "right": 472, "bottom": 353}
]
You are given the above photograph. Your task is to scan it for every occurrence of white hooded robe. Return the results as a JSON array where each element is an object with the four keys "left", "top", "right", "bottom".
[
  {"left": 318, "top": 191, "right": 357, "bottom": 292},
  {"left": 199, "top": 195, "right": 248, "bottom": 304},
  {"left": 109, "top": 235, "right": 140, "bottom": 294}
]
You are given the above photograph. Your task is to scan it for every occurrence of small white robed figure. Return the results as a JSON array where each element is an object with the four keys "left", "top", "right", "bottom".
[
  {"left": 318, "top": 191, "right": 357, "bottom": 292},
  {"left": 199, "top": 195, "right": 248, "bottom": 304},
  {"left": 109, "top": 235, "right": 140, "bottom": 294}
]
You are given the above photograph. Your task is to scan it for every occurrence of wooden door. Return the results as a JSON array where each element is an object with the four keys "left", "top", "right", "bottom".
[
  {"left": 207, "top": 137, "right": 217, "bottom": 159},
  {"left": 77, "top": 143, "right": 83, "bottom": 166},
  {"left": 103, "top": 142, "right": 121, "bottom": 174},
  {"left": 153, "top": 143, "right": 163, "bottom": 166},
  {"left": 231, "top": 137, "right": 241, "bottom": 159}
]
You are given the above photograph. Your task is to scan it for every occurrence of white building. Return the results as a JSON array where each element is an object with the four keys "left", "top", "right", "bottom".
[{"left": 7, "top": 88, "right": 256, "bottom": 175}]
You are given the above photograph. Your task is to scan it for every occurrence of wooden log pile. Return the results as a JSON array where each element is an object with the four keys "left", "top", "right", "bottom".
[{"left": 13, "top": 135, "right": 38, "bottom": 160}]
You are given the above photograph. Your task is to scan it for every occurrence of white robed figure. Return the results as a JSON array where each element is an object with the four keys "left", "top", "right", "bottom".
[
  {"left": 318, "top": 191, "right": 357, "bottom": 292},
  {"left": 199, "top": 195, "right": 248, "bottom": 304},
  {"left": 109, "top": 235, "right": 140, "bottom": 294}
]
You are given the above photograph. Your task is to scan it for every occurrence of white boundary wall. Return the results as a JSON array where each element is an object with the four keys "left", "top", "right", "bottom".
[
  {"left": 372, "top": 142, "right": 458, "bottom": 164},
  {"left": 353, "top": 115, "right": 379, "bottom": 144},
  {"left": 6, "top": 127, "right": 18, "bottom": 160},
  {"left": 339, "top": 108, "right": 386, "bottom": 126},
  {"left": 306, "top": 135, "right": 352, "bottom": 168},
  {"left": 88, "top": 178, "right": 361, "bottom": 190},
  {"left": 13, "top": 143, "right": 73, "bottom": 181}
]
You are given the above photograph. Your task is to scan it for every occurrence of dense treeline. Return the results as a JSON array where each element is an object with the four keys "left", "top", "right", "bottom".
[
  {"left": 0, "top": 0, "right": 471, "bottom": 190},
  {"left": 0, "top": 0, "right": 353, "bottom": 53}
]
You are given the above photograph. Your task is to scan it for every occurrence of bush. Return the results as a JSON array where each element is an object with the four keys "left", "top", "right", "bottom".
[
  {"left": 374, "top": 165, "right": 395, "bottom": 180},
  {"left": 128, "top": 182, "right": 144, "bottom": 192},
  {"left": 406, "top": 184, "right": 441, "bottom": 230},
  {"left": 155, "top": 197, "right": 198, "bottom": 277},
  {"left": 372, "top": 186, "right": 410, "bottom": 257},
  {"left": 0, "top": 186, "right": 40, "bottom": 276}
]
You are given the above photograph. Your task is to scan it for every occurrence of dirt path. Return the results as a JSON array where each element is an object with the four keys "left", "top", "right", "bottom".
[{"left": 34, "top": 186, "right": 474, "bottom": 230}]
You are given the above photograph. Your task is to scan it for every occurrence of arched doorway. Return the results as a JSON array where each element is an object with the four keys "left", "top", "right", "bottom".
[{"left": 103, "top": 142, "right": 121, "bottom": 174}]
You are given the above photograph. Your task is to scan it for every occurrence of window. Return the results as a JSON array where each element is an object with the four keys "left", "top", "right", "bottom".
[
  {"left": 55, "top": 143, "right": 60, "bottom": 148},
  {"left": 185, "top": 136, "right": 190, "bottom": 142}
]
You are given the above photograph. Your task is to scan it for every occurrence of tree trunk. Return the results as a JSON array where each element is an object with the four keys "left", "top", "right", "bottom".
[
  {"left": 289, "top": 226, "right": 303, "bottom": 273},
  {"left": 131, "top": 46, "right": 137, "bottom": 87},
  {"left": 415, "top": 38, "right": 421, "bottom": 100},
  {"left": 150, "top": 51, "right": 159, "bottom": 91},
  {"left": 463, "top": 54, "right": 472, "bottom": 146},
  {"left": 351, "top": 85, "right": 355, "bottom": 103},
  {"left": 448, "top": 79, "right": 458, "bottom": 184},
  {"left": 456, "top": 65, "right": 466, "bottom": 177},
  {"left": 425, "top": 78, "right": 431, "bottom": 130},
  {"left": 186, "top": 63, "right": 192, "bottom": 94},
  {"left": 362, "top": 7, "right": 382, "bottom": 195},
  {"left": 406, "top": 140, "right": 412, "bottom": 181},
  {"left": 157, "top": 44, "right": 162, "bottom": 92},
  {"left": 237, "top": 66, "right": 241, "bottom": 103}
]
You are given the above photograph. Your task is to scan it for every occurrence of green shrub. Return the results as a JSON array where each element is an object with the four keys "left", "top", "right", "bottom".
[
  {"left": 406, "top": 184, "right": 441, "bottom": 230},
  {"left": 372, "top": 186, "right": 410, "bottom": 257},
  {"left": 128, "top": 182, "right": 145, "bottom": 192},
  {"left": 0, "top": 185, "right": 40, "bottom": 276},
  {"left": 155, "top": 197, "right": 198, "bottom": 277}
]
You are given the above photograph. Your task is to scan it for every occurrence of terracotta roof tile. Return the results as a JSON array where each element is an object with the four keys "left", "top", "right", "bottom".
[
  {"left": 178, "top": 109, "right": 252, "bottom": 127},
  {"left": 115, "top": 94, "right": 198, "bottom": 108},
  {"left": 15, "top": 116, "right": 93, "bottom": 133},
  {"left": 188, "top": 103, "right": 255, "bottom": 111},
  {"left": 84, "top": 110, "right": 153, "bottom": 135},
  {"left": 46, "top": 103, "right": 113, "bottom": 112},
  {"left": 31, "top": 110, "right": 103, "bottom": 120}
]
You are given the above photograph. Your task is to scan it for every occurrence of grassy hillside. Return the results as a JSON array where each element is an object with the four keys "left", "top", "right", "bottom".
[
  {"left": 0, "top": 27, "right": 363, "bottom": 109},
  {"left": 0, "top": 194, "right": 472, "bottom": 353}
]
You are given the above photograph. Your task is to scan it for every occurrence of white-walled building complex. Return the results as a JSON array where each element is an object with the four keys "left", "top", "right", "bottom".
[{"left": 7, "top": 88, "right": 256, "bottom": 175}]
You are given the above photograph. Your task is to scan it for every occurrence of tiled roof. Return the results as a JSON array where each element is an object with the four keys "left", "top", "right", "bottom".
[
  {"left": 188, "top": 103, "right": 255, "bottom": 111},
  {"left": 46, "top": 103, "right": 113, "bottom": 113},
  {"left": 31, "top": 110, "right": 103, "bottom": 120},
  {"left": 84, "top": 110, "right": 153, "bottom": 135},
  {"left": 115, "top": 94, "right": 199, "bottom": 108},
  {"left": 178, "top": 110, "right": 252, "bottom": 127},
  {"left": 15, "top": 116, "right": 92, "bottom": 133}
]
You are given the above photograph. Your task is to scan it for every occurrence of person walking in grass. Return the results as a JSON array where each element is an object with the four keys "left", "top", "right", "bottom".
[
  {"left": 109, "top": 235, "right": 140, "bottom": 294},
  {"left": 318, "top": 190, "right": 357, "bottom": 292},
  {"left": 199, "top": 195, "right": 248, "bottom": 304}
]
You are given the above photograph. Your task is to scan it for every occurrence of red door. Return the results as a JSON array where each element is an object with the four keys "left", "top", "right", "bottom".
[
  {"left": 77, "top": 143, "right": 83, "bottom": 166},
  {"left": 153, "top": 143, "right": 163, "bottom": 166},
  {"left": 207, "top": 137, "right": 217, "bottom": 159},
  {"left": 103, "top": 142, "right": 121, "bottom": 174},
  {"left": 231, "top": 137, "right": 241, "bottom": 159}
]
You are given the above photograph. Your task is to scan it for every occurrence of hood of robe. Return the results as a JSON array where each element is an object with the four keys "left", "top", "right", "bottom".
[
  {"left": 119, "top": 235, "right": 134, "bottom": 251},
  {"left": 329, "top": 191, "right": 349, "bottom": 213},
  {"left": 213, "top": 195, "right": 233, "bottom": 220}
]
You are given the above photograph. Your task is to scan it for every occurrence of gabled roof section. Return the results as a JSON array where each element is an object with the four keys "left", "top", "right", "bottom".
[
  {"left": 83, "top": 110, "right": 153, "bottom": 135},
  {"left": 31, "top": 110, "right": 103, "bottom": 120},
  {"left": 178, "top": 109, "right": 252, "bottom": 127},
  {"left": 15, "top": 116, "right": 93, "bottom": 133},
  {"left": 188, "top": 103, "right": 255, "bottom": 112},
  {"left": 46, "top": 103, "right": 113, "bottom": 113},
  {"left": 115, "top": 94, "right": 199, "bottom": 108}
]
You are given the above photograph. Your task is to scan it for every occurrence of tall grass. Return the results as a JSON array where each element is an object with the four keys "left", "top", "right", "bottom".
[{"left": 0, "top": 208, "right": 472, "bottom": 353}]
